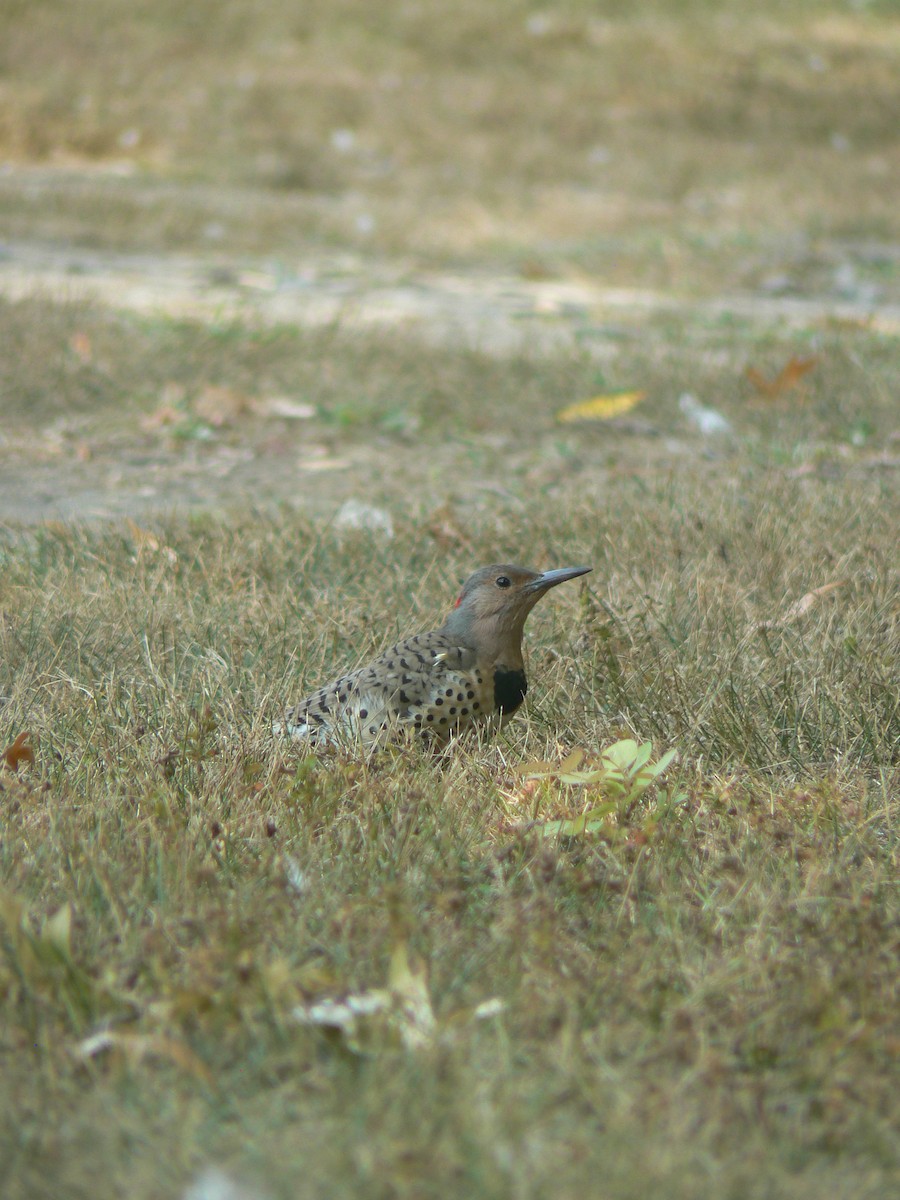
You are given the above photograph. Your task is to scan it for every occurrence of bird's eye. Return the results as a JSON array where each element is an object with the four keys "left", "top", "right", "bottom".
[{"left": 496, "top": 575, "right": 511, "bottom": 588}]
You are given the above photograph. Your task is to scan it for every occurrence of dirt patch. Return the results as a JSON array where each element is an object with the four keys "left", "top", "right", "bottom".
[{"left": 2, "top": 234, "right": 898, "bottom": 524}]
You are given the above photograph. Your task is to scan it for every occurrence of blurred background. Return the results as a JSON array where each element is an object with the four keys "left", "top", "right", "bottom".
[
  {"left": 1, "top": 1, "right": 898, "bottom": 521},
  {"left": 2, "top": 0, "right": 898, "bottom": 294}
]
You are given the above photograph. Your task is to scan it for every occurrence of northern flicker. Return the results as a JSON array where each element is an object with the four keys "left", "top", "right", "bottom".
[{"left": 277, "top": 563, "right": 591, "bottom": 747}]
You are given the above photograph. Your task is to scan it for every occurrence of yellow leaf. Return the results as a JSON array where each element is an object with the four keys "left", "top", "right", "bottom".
[
  {"left": 514, "top": 759, "right": 552, "bottom": 777},
  {"left": 557, "top": 749, "right": 585, "bottom": 775},
  {"left": 42, "top": 904, "right": 73, "bottom": 958},
  {"left": 125, "top": 518, "right": 160, "bottom": 552},
  {"left": 293, "top": 941, "right": 436, "bottom": 1054},
  {"left": 0, "top": 889, "right": 25, "bottom": 939},
  {"left": 556, "top": 391, "right": 646, "bottom": 424},
  {"left": 387, "top": 941, "right": 435, "bottom": 1051}
]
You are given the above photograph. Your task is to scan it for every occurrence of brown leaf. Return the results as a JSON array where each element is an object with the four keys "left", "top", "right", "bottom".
[
  {"left": 77, "top": 1030, "right": 213, "bottom": 1083},
  {"left": 425, "top": 504, "right": 473, "bottom": 551},
  {"left": 126, "top": 519, "right": 178, "bottom": 564},
  {"left": 757, "top": 580, "right": 849, "bottom": 630},
  {"left": 68, "top": 332, "right": 93, "bottom": 365},
  {"left": 140, "top": 404, "right": 183, "bottom": 432},
  {"left": 3, "top": 732, "right": 34, "bottom": 772},
  {"left": 126, "top": 518, "right": 160, "bottom": 553},
  {"left": 194, "top": 385, "right": 251, "bottom": 427},
  {"left": 140, "top": 383, "right": 188, "bottom": 432},
  {"left": 746, "top": 356, "right": 818, "bottom": 398}
]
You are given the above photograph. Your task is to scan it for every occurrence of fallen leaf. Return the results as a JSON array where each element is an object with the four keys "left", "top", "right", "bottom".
[
  {"left": 425, "top": 504, "right": 473, "bottom": 551},
  {"left": 386, "top": 941, "right": 435, "bottom": 1051},
  {"left": 757, "top": 580, "right": 848, "bottom": 630},
  {"left": 140, "top": 404, "right": 183, "bottom": 432},
  {"left": 746, "top": 356, "right": 818, "bottom": 398},
  {"left": 556, "top": 390, "right": 646, "bottom": 424},
  {"left": 183, "top": 1168, "right": 271, "bottom": 1200},
  {"left": 194, "top": 385, "right": 251, "bottom": 427},
  {"left": 293, "top": 988, "right": 391, "bottom": 1054},
  {"left": 259, "top": 397, "right": 317, "bottom": 420},
  {"left": 3, "top": 732, "right": 34, "bottom": 772},
  {"left": 68, "top": 332, "right": 93, "bottom": 365},
  {"left": 472, "top": 998, "right": 506, "bottom": 1020},
  {"left": 126, "top": 519, "right": 178, "bottom": 564},
  {"left": 126, "top": 518, "right": 161, "bottom": 553},
  {"left": 77, "top": 1030, "right": 213, "bottom": 1083},
  {"left": 283, "top": 854, "right": 309, "bottom": 897},
  {"left": 292, "top": 940, "right": 441, "bottom": 1054},
  {"left": 298, "top": 456, "right": 351, "bottom": 473},
  {"left": 43, "top": 903, "right": 72, "bottom": 956}
]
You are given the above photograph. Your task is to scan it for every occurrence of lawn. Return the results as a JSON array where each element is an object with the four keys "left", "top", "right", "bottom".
[{"left": 1, "top": 2, "right": 898, "bottom": 1198}]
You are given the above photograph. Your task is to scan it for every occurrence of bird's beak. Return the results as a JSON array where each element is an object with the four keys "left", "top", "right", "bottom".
[{"left": 529, "top": 565, "right": 592, "bottom": 592}]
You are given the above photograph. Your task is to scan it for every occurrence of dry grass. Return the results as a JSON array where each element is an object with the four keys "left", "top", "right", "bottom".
[
  {"left": 1, "top": 1, "right": 900, "bottom": 1196},
  {"left": 1, "top": 0, "right": 899, "bottom": 294},
  {"left": 1, "top": 447, "right": 898, "bottom": 1199}
]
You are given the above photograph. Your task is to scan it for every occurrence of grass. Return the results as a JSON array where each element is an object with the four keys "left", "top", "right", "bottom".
[
  {"left": 1, "top": 447, "right": 898, "bottom": 1198},
  {"left": 2, "top": 0, "right": 900, "bottom": 1195},
  {"left": 2, "top": 0, "right": 899, "bottom": 296}
]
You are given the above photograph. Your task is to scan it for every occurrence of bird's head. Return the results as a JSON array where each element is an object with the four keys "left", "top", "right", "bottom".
[{"left": 442, "top": 563, "right": 591, "bottom": 663}]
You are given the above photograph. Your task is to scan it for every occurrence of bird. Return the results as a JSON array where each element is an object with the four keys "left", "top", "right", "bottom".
[{"left": 277, "top": 563, "right": 591, "bottom": 748}]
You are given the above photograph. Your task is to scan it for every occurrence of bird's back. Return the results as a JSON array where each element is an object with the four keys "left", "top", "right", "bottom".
[{"left": 282, "top": 629, "right": 494, "bottom": 745}]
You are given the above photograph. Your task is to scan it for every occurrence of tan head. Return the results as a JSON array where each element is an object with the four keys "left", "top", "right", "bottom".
[{"left": 441, "top": 563, "right": 591, "bottom": 663}]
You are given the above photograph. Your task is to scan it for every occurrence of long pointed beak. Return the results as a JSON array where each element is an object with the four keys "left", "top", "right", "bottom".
[{"left": 529, "top": 565, "right": 592, "bottom": 592}]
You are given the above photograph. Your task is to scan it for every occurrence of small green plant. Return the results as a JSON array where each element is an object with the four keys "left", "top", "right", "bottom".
[
  {"left": 519, "top": 738, "right": 682, "bottom": 839},
  {"left": 0, "top": 893, "right": 98, "bottom": 1036}
]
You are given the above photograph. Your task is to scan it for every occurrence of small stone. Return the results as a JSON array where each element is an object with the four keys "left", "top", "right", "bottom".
[
  {"left": 334, "top": 500, "right": 394, "bottom": 538},
  {"left": 679, "top": 392, "right": 732, "bottom": 436}
]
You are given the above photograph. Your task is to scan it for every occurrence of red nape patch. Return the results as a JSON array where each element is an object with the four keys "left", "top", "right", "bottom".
[{"left": 454, "top": 595, "right": 463, "bottom": 608}]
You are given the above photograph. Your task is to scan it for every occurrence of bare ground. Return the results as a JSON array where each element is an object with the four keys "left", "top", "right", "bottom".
[{"left": 3, "top": 220, "right": 898, "bottom": 525}]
